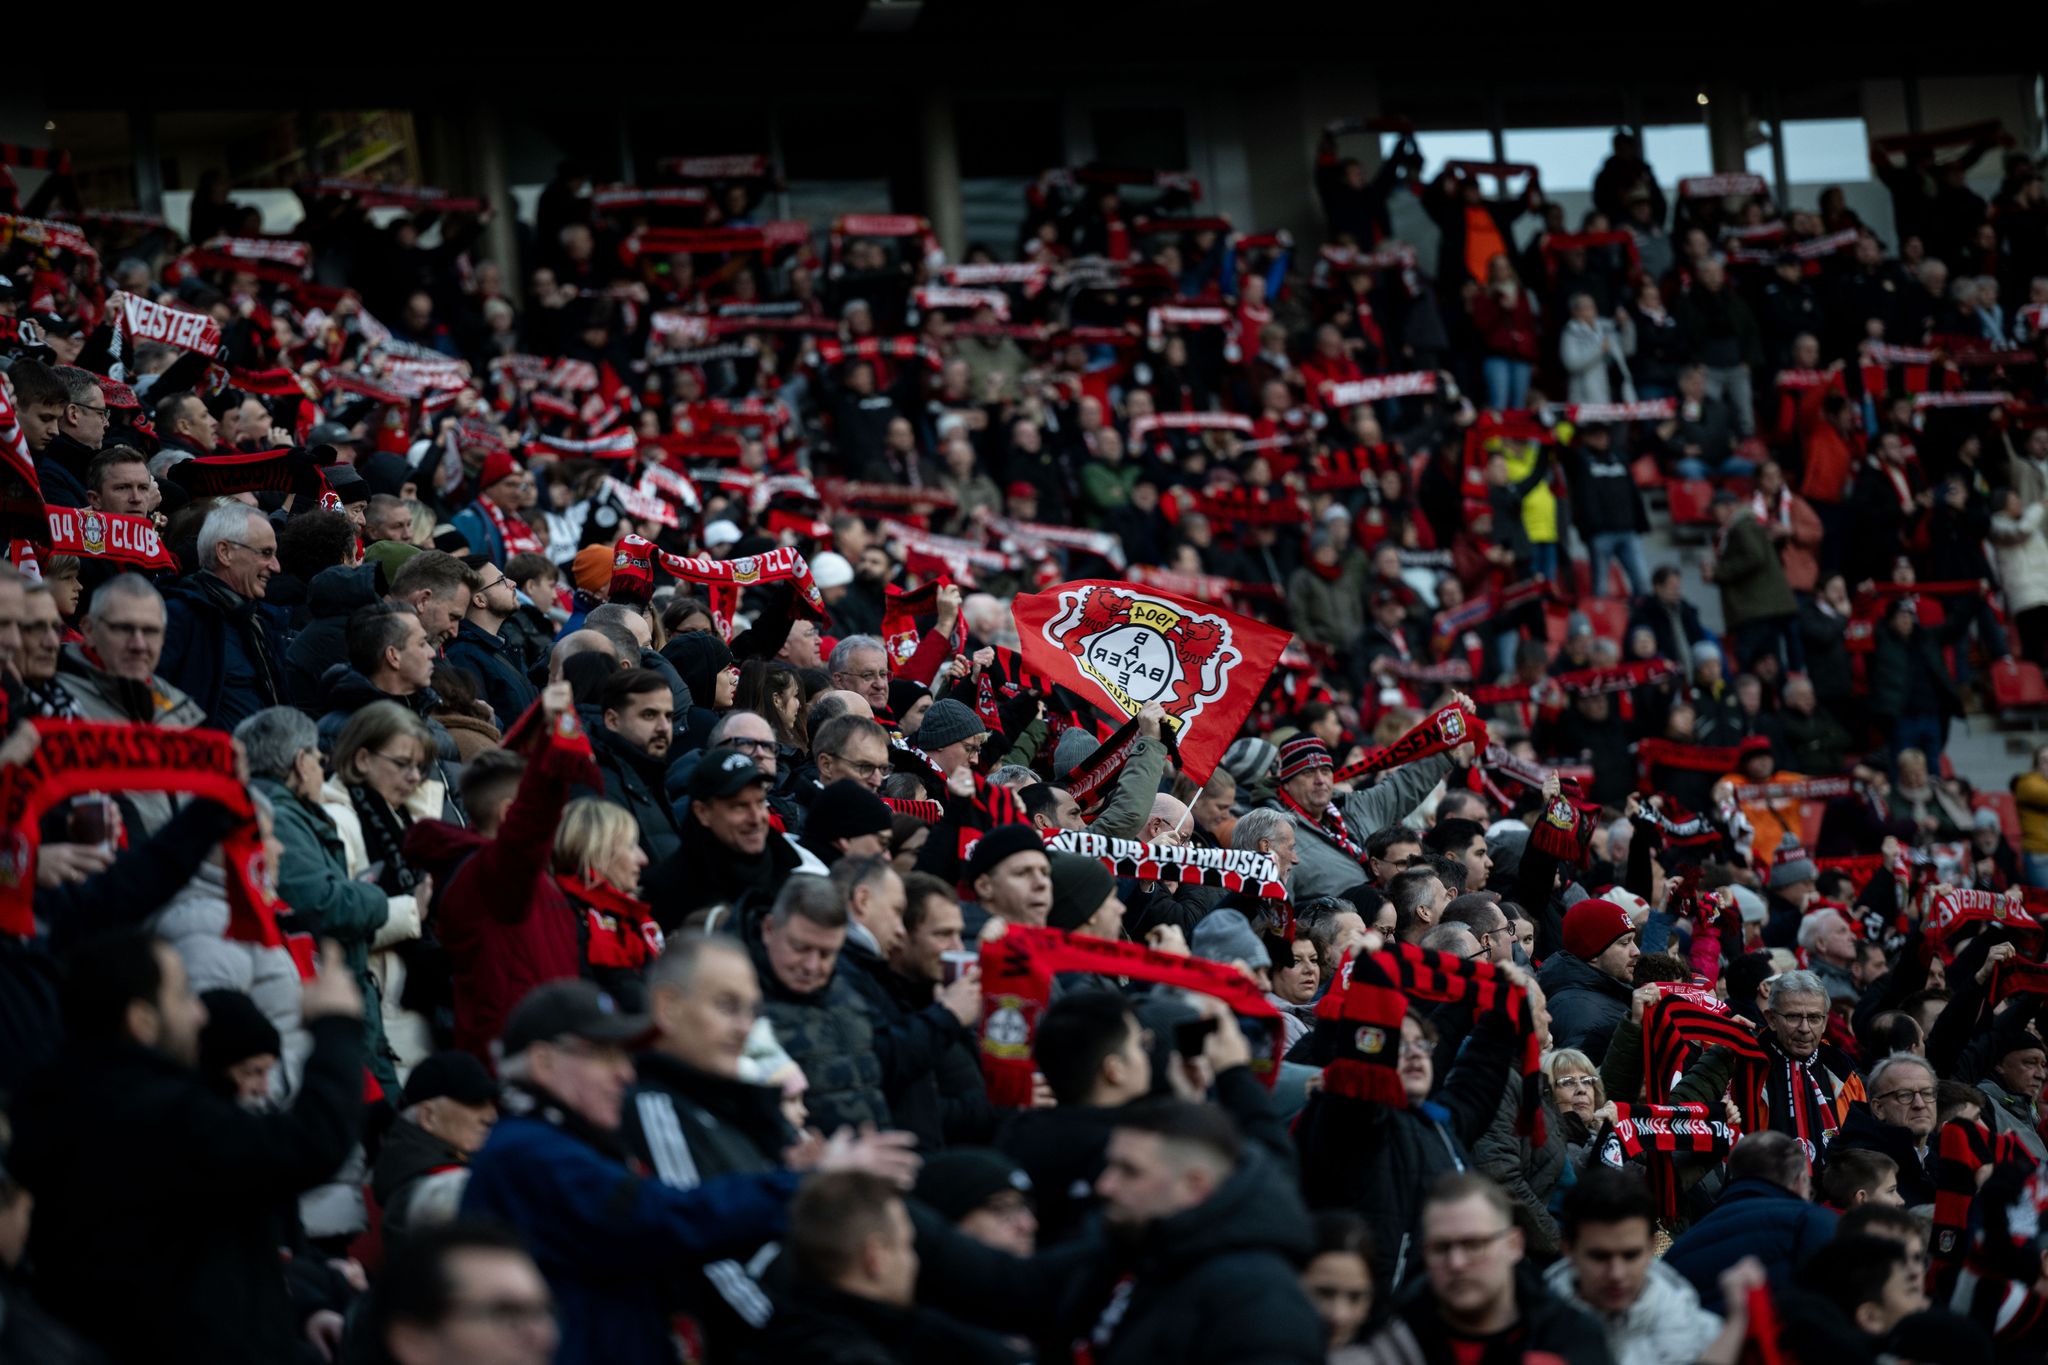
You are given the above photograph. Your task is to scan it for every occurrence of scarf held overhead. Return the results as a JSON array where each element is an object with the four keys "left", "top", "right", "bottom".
[
  {"left": 1041, "top": 830, "right": 1286, "bottom": 899},
  {"left": 0, "top": 720, "right": 281, "bottom": 942}
]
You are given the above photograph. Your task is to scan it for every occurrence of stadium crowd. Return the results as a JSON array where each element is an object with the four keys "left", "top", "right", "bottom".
[{"left": 0, "top": 110, "right": 2045, "bottom": 1364}]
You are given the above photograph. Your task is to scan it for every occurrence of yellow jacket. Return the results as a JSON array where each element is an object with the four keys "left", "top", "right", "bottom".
[
  {"left": 2015, "top": 771, "right": 2048, "bottom": 854},
  {"left": 1501, "top": 441, "right": 1557, "bottom": 545}
]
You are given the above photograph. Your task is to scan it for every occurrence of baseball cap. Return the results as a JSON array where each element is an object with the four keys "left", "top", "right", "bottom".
[
  {"left": 688, "top": 746, "right": 773, "bottom": 802},
  {"left": 401, "top": 1050, "right": 501, "bottom": 1108},
  {"left": 308, "top": 420, "right": 357, "bottom": 447},
  {"left": 703, "top": 519, "right": 743, "bottom": 549},
  {"left": 501, "top": 980, "right": 654, "bottom": 1057},
  {"left": 914, "top": 1148, "right": 1033, "bottom": 1222}
]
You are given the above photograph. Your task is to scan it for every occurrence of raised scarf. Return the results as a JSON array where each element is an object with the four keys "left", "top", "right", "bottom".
[
  {"left": 1042, "top": 829, "right": 1286, "bottom": 899},
  {"left": 559, "top": 874, "right": 665, "bottom": 970},
  {"left": 1598, "top": 1101, "right": 1740, "bottom": 1219},
  {"left": 0, "top": 720, "right": 281, "bottom": 942},
  {"left": 1330, "top": 703, "right": 1484, "bottom": 785}
]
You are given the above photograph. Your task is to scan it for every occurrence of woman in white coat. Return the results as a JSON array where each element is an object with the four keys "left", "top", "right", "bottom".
[
  {"left": 1560, "top": 291, "right": 1637, "bottom": 406},
  {"left": 321, "top": 701, "right": 437, "bottom": 1077},
  {"left": 1992, "top": 487, "right": 2048, "bottom": 665}
]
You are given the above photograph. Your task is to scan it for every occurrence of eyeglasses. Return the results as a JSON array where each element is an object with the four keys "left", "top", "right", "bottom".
[
  {"left": 367, "top": 751, "right": 427, "bottom": 777},
  {"left": 827, "top": 753, "right": 890, "bottom": 780},
  {"left": 446, "top": 1297, "right": 556, "bottom": 1330},
  {"left": 1769, "top": 1011, "right": 1829, "bottom": 1028},
  {"left": 475, "top": 572, "right": 511, "bottom": 593},
  {"left": 221, "top": 539, "right": 280, "bottom": 564},
  {"left": 1421, "top": 1228, "right": 1513, "bottom": 1263},
  {"left": 1874, "top": 1087, "right": 1935, "bottom": 1106},
  {"left": 724, "top": 737, "right": 776, "bottom": 756},
  {"left": 839, "top": 669, "right": 890, "bottom": 685},
  {"left": 1554, "top": 1074, "right": 1598, "bottom": 1091},
  {"left": 69, "top": 403, "right": 108, "bottom": 418},
  {"left": 1398, "top": 1039, "right": 1432, "bottom": 1058}
]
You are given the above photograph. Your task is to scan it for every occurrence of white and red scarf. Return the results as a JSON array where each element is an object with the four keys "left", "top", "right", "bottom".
[
  {"left": 1278, "top": 785, "right": 1363, "bottom": 861},
  {"left": 478, "top": 494, "right": 545, "bottom": 558}
]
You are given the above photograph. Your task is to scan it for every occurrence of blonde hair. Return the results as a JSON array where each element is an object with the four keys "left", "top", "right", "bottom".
[
  {"left": 554, "top": 797, "right": 640, "bottom": 881},
  {"left": 1544, "top": 1048, "right": 1605, "bottom": 1107},
  {"left": 332, "top": 701, "right": 434, "bottom": 788}
]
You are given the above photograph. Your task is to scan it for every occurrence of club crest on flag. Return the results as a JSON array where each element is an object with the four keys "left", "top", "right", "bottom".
[{"left": 1037, "top": 585, "right": 1241, "bottom": 734}]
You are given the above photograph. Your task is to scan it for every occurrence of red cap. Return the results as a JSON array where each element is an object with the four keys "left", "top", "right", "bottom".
[
  {"left": 95, "top": 375, "right": 140, "bottom": 410},
  {"left": 1006, "top": 480, "right": 1038, "bottom": 501},
  {"left": 480, "top": 449, "right": 521, "bottom": 490},
  {"left": 1562, "top": 898, "right": 1637, "bottom": 962}
]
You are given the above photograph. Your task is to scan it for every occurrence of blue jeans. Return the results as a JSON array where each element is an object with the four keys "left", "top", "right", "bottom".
[
  {"left": 1674, "top": 457, "right": 1759, "bottom": 482},
  {"left": 1484, "top": 357, "right": 1532, "bottom": 410},
  {"left": 1527, "top": 541, "right": 1559, "bottom": 582},
  {"left": 1889, "top": 712, "right": 1949, "bottom": 771},
  {"left": 2027, "top": 852, "right": 2048, "bottom": 890},
  {"left": 1589, "top": 531, "right": 1652, "bottom": 598}
]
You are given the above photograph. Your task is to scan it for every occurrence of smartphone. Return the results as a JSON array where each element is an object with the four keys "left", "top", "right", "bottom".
[{"left": 1174, "top": 1017, "right": 1219, "bottom": 1059}]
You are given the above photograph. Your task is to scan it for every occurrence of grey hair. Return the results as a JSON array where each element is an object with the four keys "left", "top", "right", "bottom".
[
  {"left": 54, "top": 365, "right": 101, "bottom": 406},
  {"left": 87, "top": 571, "right": 165, "bottom": 621},
  {"left": 1765, "top": 969, "right": 1827, "bottom": 1011},
  {"left": 1795, "top": 907, "right": 1849, "bottom": 951},
  {"left": 646, "top": 931, "right": 752, "bottom": 997},
  {"left": 197, "top": 502, "right": 266, "bottom": 573},
  {"left": 1867, "top": 1052, "right": 1935, "bottom": 1095},
  {"left": 1420, "top": 923, "right": 1479, "bottom": 958},
  {"left": 988, "top": 763, "right": 1038, "bottom": 788},
  {"left": 1232, "top": 807, "right": 1291, "bottom": 853},
  {"left": 828, "top": 634, "right": 886, "bottom": 675},
  {"left": 233, "top": 706, "right": 321, "bottom": 781}
]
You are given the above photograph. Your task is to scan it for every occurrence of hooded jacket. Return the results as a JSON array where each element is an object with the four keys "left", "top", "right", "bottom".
[
  {"left": 1537, "top": 949, "right": 1635, "bottom": 1061},
  {"left": 461, "top": 1083, "right": 799, "bottom": 1365},
  {"left": 403, "top": 750, "right": 580, "bottom": 1065},
  {"left": 1045, "top": 1147, "right": 1323, "bottom": 1365},
  {"left": 1541, "top": 1257, "right": 1720, "bottom": 1365},
  {"left": 8, "top": 1016, "right": 364, "bottom": 1365},
  {"left": 283, "top": 562, "right": 383, "bottom": 712}
]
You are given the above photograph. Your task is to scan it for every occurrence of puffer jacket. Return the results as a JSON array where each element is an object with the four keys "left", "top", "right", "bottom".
[
  {"left": 748, "top": 940, "right": 886, "bottom": 1134},
  {"left": 1661, "top": 1177, "right": 1835, "bottom": 1314},
  {"left": 1542, "top": 1257, "right": 1721, "bottom": 1365},
  {"left": 1992, "top": 503, "right": 2048, "bottom": 615},
  {"left": 150, "top": 860, "right": 312, "bottom": 1094},
  {"left": 319, "top": 775, "right": 433, "bottom": 1075},
  {"left": 1538, "top": 949, "right": 1634, "bottom": 1062},
  {"left": 1268, "top": 753, "right": 1455, "bottom": 901}
]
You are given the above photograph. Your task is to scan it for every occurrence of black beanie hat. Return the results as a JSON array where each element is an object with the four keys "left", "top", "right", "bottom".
[
  {"left": 914, "top": 1147, "right": 1033, "bottom": 1222},
  {"left": 964, "top": 824, "right": 1045, "bottom": 887},
  {"left": 198, "top": 989, "right": 282, "bottom": 1076},
  {"left": 805, "top": 779, "right": 894, "bottom": 857},
  {"left": 1046, "top": 851, "right": 1114, "bottom": 932}
]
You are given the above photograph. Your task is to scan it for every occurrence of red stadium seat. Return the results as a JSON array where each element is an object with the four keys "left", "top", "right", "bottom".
[
  {"left": 1630, "top": 455, "right": 1665, "bottom": 489},
  {"left": 1583, "top": 597, "right": 1629, "bottom": 640},
  {"left": 1990, "top": 659, "right": 2048, "bottom": 713},
  {"left": 1666, "top": 479, "right": 1715, "bottom": 526}
]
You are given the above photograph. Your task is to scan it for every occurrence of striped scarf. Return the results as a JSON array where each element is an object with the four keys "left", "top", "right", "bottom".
[{"left": 1277, "top": 786, "right": 1362, "bottom": 861}]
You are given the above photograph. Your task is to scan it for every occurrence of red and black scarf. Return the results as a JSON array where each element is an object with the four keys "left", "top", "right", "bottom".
[
  {"left": 1641, "top": 987, "right": 1769, "bottom": 1128},
  {"left": 1277, "top": 784, "right": 1363, "bottom": 861},
  {"left": 976, "top": 926, "right": 1281, "bottom": 1106},
  {"left": 1598, "top": 1101, "right": 1740, "bottom": 1219},
  {"left": 558, "top": 874, "right": 665, "bottom": 970},
  {"left": 166, "top": 446, "right": 330, "bottom": 502},
  {"left": 0, "top": 720, "right": 281, "bottom": 943},
  {"left": 1529, "top": 778, "right": 1603, "bottom": 862},
  {"left": 478, "top": 493, "right": 545, "bottom": 559},
  {"left": 1041, "top": 829, "right": 1286, "bottom": 899},
  {"left": 880, "top": 579, "right": 965, "bottom": 673},
  {"left": 1330, "top": 703, "right": 1484, "bottom": 784}
]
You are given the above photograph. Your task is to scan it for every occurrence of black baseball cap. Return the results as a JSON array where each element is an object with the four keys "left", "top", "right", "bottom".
[
  {"left": 401, "top": 1050, "right": 501, "bottom": 1108},
  {"left": 689, "top": 746, "right": 773, "bottom": 802},
  {"left": 500, "top": 980, "right": 655, "bottom": 1057},
  {"left": 308, "top": 420, "right": 357, "bottom": 447}
]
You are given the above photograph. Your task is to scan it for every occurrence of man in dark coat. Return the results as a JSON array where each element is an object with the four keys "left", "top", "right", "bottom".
[
  {"left": 750, "top": 874, "right": 890, "bottom": 1134},
  {"left": 442, "top": 559, "right": 540, "bottom": 729},
  {"left": 580, "top": 668, "right": 684, "bottom": 868},
  {"left": 653, "top": 749, "right": 808, "bottom": 927},
  {"left": 8, "top": 931, "right": 366, "bottom": 1365},
  {"left": 1358, "top": 1172, "right": 1614, "bottom": 1365},
  {"left": 1535, "top": 899, "right": 1640, "bottom": 1062},
  {"left": 1663, "top": 1131, "right": 1837, "bottom": 1314},
  {"left": 371, "top": 1051, "right": 501, "bottom": 1237},
  {"left": 159, "top": 504, "right": 293, "bottom": 733},
  {"left": 284, "top": 562, "right": 385, "bottom": 712},
  {"left": 1868, "top": 598, "right": 1962, "bottom": 769}
]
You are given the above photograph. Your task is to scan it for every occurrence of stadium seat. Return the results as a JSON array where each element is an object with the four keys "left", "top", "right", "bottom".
[
  {"left": 1989, "top": 659, "right": 2048, "bottom": 715},
  {"left": 1582, "top": 597, "right": 1629, "bottom": 640},
  {"left": 1630, "top": 455, "right": 1664, "bottom": 489},
  {"left": 1666, "top": 479, "right": 1715, "bottom": 526}
]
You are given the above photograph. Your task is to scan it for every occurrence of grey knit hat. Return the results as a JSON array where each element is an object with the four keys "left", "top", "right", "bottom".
[
  {"left": 914, "top": 698, "right": 987, "bottom": 752},
  {"left": 1190, "top": 909, "right": 1265, "bottom": 968},
  {"left": 1053, "top": 726, "right": 1100, "bottom": 781},
  {"left": 1220, "top": 737, "right": 1280, "bottom": 789}
]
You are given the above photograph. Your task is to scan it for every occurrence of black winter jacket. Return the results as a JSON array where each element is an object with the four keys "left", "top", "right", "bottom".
[
  {"left": 284, "top": 563, "right": 383, "bottom": 712},
  {"left": 1537, "top": 950, "right": 1634, "bottom": 1061}
]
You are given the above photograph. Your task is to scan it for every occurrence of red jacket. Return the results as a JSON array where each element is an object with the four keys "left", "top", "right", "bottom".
[
  {"left": 1470, "top": 287, "right": 1541, "bottom": 362},
  {"left": 404, "top": 755, "right": 579, "bottom": 1066}
]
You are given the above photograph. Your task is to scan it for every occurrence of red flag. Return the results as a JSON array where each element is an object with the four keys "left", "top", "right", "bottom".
[{"left": 1011, "top": 580, "right": 1290, "bottom": 786}]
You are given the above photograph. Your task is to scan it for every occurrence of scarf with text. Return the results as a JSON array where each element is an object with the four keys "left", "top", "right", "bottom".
[
  {"left": 1278, "top": 784, "right": 1364, "bottom": 861},
  {"left": 600, "top": 476, "right": 679, "bottom": 530},
  {"left": 1471, "top": 657, "right": 1677, "bottom": 706},
  {"left": 977, "top": 925, "right": 1281, "bottom": 1106},
  {"left": 1061, "top": 714, "right": 1145, "bottom": 816},
  {"left": 0, "top": 720, "right": 280, "bottom": 942},
  {"left": 528, "top": 428, "right": 636, "bottom": 460},
  {"left": 36, "top": 506, "right": 176, "bottom": 570},
  {"left": 1330, "top": 703, "right": 1484, "bottom": 784},
  {"left": 1042, "top": 830, "right": 1285, "bottom": 898},
  {"left": 1318, "top": 370, "right": 1439, "bottom": 408},
  {"left": 653, "top": 544, "right": 826, "bottom": 623},
  {"left": 1925, "top": 887, "right": 2044, "bottom": 959},
  {"left": 109, "top": 290, "right": 223, "bottom": 365},
  {"left": 1433, "top": 576, "right": 1552, "bottom": 639},
  {"left": 880, "top": 579, "right": 965, "bottom": 672},
  {"left": 1729, "top": 776, "right": 1858, "bottom": 803},
  {"left": 1598, "top": 1102, "right": 1740, "bottom": 1220},
  {"left": 559, "top": 874, "right": 665, "bottom": 971}
]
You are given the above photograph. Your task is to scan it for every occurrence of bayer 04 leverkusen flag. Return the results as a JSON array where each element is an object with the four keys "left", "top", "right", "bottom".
[{"left": 1012, "top": 580, "right": 1291, "bottom": 786}]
